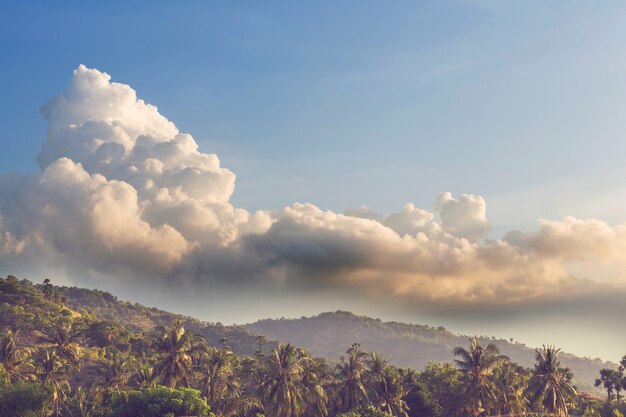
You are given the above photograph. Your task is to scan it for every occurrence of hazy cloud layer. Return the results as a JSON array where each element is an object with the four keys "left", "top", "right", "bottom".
[{"left": 1, "top": 66, "right": 625, "bottom": 317}]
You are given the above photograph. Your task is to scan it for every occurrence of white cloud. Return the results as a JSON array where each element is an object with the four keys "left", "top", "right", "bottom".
[
  {"left": 1, "top": 65, "right": 625, "bottom": 316},
  {"left": 436, "top": 191, "right": 491, "bottom": 241}
]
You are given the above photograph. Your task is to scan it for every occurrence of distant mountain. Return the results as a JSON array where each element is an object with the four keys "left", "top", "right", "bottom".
[{"left": 246, "top": 310, "right": 615, "bottom": 394}]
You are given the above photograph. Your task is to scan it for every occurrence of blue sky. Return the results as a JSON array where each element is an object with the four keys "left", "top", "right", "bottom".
[
  {"left": 3, "top": 1, "right": 626, "bottom": 361},
  {"left": 4, "top": 0, "right": 626, "bottom": 235}
]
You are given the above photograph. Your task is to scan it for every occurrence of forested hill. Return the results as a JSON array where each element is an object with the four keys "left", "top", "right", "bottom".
[
  {"left": 0, "top": 275, "right": 269, "bottom": 356},
  {"left": 246, "top": 311, "right": 614, "bottom": 394},
  {"left": 0, "top": 275, "right": 613, "bottom": 394},
  {"left": 55, "top": 286, "right": 270, "bottom": 355}
]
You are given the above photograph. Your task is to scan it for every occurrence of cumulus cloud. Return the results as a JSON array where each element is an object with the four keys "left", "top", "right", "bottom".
[
  {"left": 436, "top": 192, "right": 491, "bottom": 241},
  {"left": 1, "top": 65, "right": 625, "bottom": 319}
]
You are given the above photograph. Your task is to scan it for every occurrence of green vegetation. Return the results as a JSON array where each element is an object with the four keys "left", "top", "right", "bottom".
[
  {"left": 0, "top": 275, "right": 623, "bottom": 417},
  {"left": 247, "top": 311, "right": 614, "bottom": 393},
  {"left": 108, "top": 386, "right": 214, "bottom": 417}
]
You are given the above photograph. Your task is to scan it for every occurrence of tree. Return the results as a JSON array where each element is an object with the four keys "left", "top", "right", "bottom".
[
  {"left": 98, "top": 347, "right": 135, "bottom": 392},
  {"left": 256, "top": 335, "right": 268, "bottom": 354},
  {"left": 400, "top": 369, "right": 441, "bottom": 417},
  {"left": 0, "top": 380, "right": 53, "bottom": 417},
  {"left": 39, "top": 318, "right": 83, "bottom": 367},
  {"left": 526, "top": 346, "right": 577, "bottom": 417},
  {"left": 152, "top": 320, "right": 206, "bottom": 388},
  {"left": 109, "top": 386, "right": 214, "bottom": 417},
  {"left": 493, "top": 361, "right": 529, "bottom": 416},
  {"left": 0, "top": 330, "right": 34, "bottom": 382},
  {"left": 338, "top": 405, "right": 395, "bottom": 417},
  {"left": 199, "top": 346, "right": 241, "bottom": 416},
  {"left": 454, "top": 337, "right": 508, "bottom": 417},
  {"left": 419, "top": 362, "right": 464, "bottom": 417},
  {"left": 260, "top": 342, "right": 314, "bottom": 417},
  {"left": 366, "top": 352, "right": 408, "bottom": 417},
  {"left": 301, "top": 356, "right": 332, "bottom": 417},
  {"left": 336, "top": 343, "right": 370, "bottom": 412},
  {"left": 595, "top": 368, "right": 625, "bottom": 405},
  {"left": 371, "top": 367, "right": 409, "bottom": 417},
  {"left": 36, "top": 348, "right": 71, "bottom": 417},
  {"left": 65, "top": 386, "right": 104, "bottom": 417}
]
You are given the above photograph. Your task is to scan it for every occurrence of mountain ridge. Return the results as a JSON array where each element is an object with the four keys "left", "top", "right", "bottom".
[
  {"left": 245, "top": 310, "right": 614, "bottom": 394},
  {"left": 0, "top": 275, "right": 613, "bottom": 395}
]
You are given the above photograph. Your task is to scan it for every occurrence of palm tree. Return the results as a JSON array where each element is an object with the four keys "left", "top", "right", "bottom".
[
  {"left": 260, "top": 342, "right": 313, "bottom": 417},
  {"left": 301, "top": 356, "right": 331, "bottom": 417},
  {"left": 37, "top": 347, "right": 72, "bottom": 417},
  {"left": 97, "top": 348, "right": 134, "bottom": 391},
  {"left": 199, "top": 346, "right": 240, "bottom": 416},
  {"left": 595, "top": 368, "right": 624, "bottom": 405},
  {"left": 336, "top": 343, "right": 370, "bottom": 412},
  {"left": 493, "top": 362, "right": 529, "bottom": 416},
  {"left": 526, "top": 346, "right": 577, "bottom": 417},
  {"left": 0, "top": 329, "right": 34, "bottom": 382},
  {"left": 372, "top": 367, "right": 410, "bottom": 417},
  {"left": 368, "top": 352, "right": 389, "bottom": 384},
  {"left": 39, "top": 318, "right": 83, "bottom": 367},
  {"left": 152, "top": 320, "right": 206, "bottom": 388},
  {"left": 135, "top": 360, "right": 155, "bottom": 390},
  {"left": 256, "top": 335, "right": 268, "bottom": 354},
  {"left": 67, "top": 386, "right": 103, "bottom": 417},
  {"left": 454, "top": 337, "right": 509, "bottom": 417}
]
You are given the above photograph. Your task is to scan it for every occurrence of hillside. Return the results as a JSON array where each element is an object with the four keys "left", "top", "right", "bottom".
[
  {"left": 0, "top": 275, "right": 614, "bottom": 395},
  {"left": 0, "top": 275, "right": 269, "bottom": 356},
  {"left": 246, "top": 310, "right": 614, "bottom": 394},
  {"left": 55, "top": 286, "right": 274, "bottom": 356}
]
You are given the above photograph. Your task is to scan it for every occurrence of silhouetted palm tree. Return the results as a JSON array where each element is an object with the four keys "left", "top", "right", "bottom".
[
  {"left": 526, "top": 346, "right": 576, "bottom": 417},
  {"left": 595, "top": 368, "right": 624, "bottom": 405},
  {"left": 454, "top": 337, "right": 509, "bottom": 417}
]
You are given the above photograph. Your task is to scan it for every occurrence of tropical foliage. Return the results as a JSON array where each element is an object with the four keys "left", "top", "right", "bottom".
[{"left": 0, "top": 275, "right": 620, "bottom": 417}]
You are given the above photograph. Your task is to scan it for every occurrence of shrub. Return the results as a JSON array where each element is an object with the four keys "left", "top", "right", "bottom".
[{"left": 109, "top": 385, "right": 214, "bottom": 417}]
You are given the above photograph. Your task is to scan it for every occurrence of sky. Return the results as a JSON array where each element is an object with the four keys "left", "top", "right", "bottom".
[{"left": 2, "top": 1, "right": 626, "bottom": 362}]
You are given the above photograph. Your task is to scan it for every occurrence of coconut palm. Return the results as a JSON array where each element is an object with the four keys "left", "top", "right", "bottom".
[
  {"left": 526, "top": 346, "right": 577, "bottom": 417},
  {"left": 39, "top": 318, "right": 83, "bottom": 367},
  {"left": 493, "top": 362, "right": 529, "bottom": 416},
  {"left": 152, "top": 320, "right": 206, "bottom": 388},
  {"left": 135, "top": 360, "right": 155, "bottom": 390},
  {"left": 67, "top": 386, "right": 103, "bottom": 417},
  {"left": 336, "top": 343, "right": 370, "bottom": 412},
  {"left": 37, "top": 347, "right": 72, "bottom": 417},
  {"left": 260, "top": 342, "right": 314, "bottom": 417},
  {"left": 368, "top": 352, "right": 389, "bottom": 384},
  {"left": 256, "top": 335, "right": 268, "bottom": 354},
  {"left": 372, "top": 367, "right": 409, "bottom": 417},
  {"left": 198, "top": 346, "right": 241, "bottom": 416},
  {"left": 0, "top": 329, "right": 34, "bottom": 382},
  {"left": 454, "top": 337, "right": 509, "bottom": 417},
  {"left": 301, "top": 356, "right": 331, "bottom": 417},
  {"left": 97, "top": 348, "right": 134, "bottom": 391}
]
